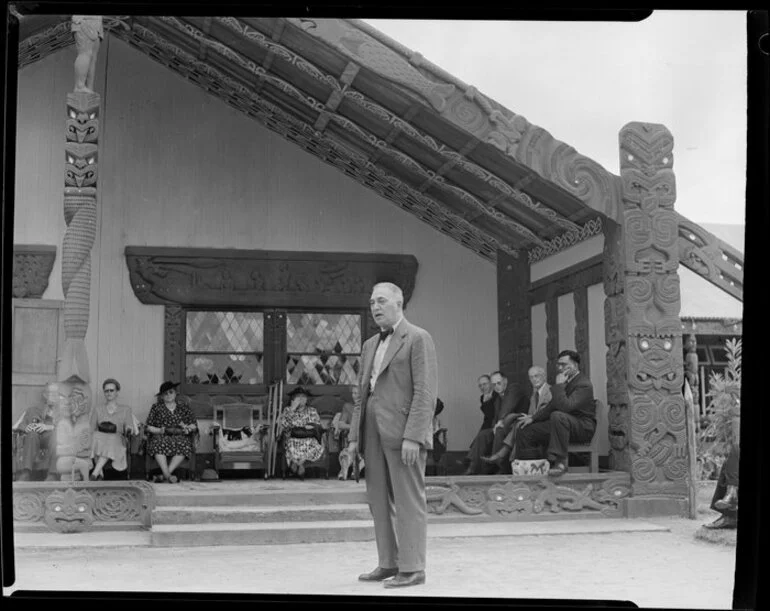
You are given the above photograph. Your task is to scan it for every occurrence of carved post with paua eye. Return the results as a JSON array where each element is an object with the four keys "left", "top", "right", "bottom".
[
  {"left": 58, "top": 24, "right": 102, "bottom": 444},
  {"left": 618, "top": 122, "right": 687, "bottom": 501}
]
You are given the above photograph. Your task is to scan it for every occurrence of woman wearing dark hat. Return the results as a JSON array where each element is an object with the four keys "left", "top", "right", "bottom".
[
  {"left": 277, "top": 386, "right": 326, "bottom": 478},
  {"left": 144, "top": 381, "right": 198, "bottom": 483}
]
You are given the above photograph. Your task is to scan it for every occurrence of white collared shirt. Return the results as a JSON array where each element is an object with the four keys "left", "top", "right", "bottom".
[{"left": 370, "top": 316, "right": 404, "bottom": 391}]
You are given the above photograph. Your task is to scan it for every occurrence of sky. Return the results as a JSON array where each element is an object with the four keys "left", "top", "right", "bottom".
[{"left": 365, "top": 11, "right": 747, "bottom": 228}]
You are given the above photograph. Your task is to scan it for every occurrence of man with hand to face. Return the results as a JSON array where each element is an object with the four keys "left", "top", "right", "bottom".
[
  {"left": 348, "top": 282, "right": 438, "bottom": 588},
  {"left": 514, "top": 350, "right": 596, "bottom": 477}
]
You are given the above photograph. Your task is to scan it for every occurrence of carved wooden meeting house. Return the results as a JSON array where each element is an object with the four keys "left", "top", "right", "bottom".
[{"left": 10, "top": 12, "right": 744, "bottom": 534}]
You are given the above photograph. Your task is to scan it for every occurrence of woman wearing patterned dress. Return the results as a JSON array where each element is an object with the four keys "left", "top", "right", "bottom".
[
  {"left": 145, "top": 381, "right": 198, "bottom": 483},
  {"left": 278, "top": 386, "right": 326, "bottom": 477},
  {"left": 89, "top": 378, "right": 136, "bottom": 480}
]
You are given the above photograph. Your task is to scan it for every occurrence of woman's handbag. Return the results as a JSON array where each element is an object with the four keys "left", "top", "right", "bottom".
[
  {"left": 97, "top": 421, "right": 117, "bottom": 434},
  {"left": 164, "top": 425, "right": 186, "bottom": 435},
  {"left": 290, "top": 427, "right": 316, "bottom": 439}
]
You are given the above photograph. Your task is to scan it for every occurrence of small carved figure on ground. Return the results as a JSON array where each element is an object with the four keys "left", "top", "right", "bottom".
[{"left": 72, "top": 15, "right": 104, "bottom": 93}]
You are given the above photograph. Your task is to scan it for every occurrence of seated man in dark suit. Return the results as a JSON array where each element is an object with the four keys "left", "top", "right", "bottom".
[
  {"left": 15, "top": 382, "right": 61, "bottom": 481},
  {"left": 509, "top": 350, "right": 596, "bottom": 476},
  {"left": 482, "top": 371, "right": 528, "bottom": 474},
  {"left": 462, "top": 374, "right": 498, "bottom": 475}
]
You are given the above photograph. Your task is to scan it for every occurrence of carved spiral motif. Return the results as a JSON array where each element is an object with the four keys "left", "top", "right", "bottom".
[
  {"left": 626, "top": 277, "right": 654, "bottom": 306},
  {"left": 651, "top": 211, "right": 678, "bottom": 248},
  {"left": 631, "top": 397, "right": 657, "bottom": 432},
  {"left": 662, "top": 457, "right": 688, "bottom": 481},
  {"left": 655, "top": 273, "right": 681, "bottom": 308},
  {"left": 92, "top": 490, "right": 140, "bottom": 521},
  {"left": 446, "top": 96, "right": 486, "bottom": 133},
  {"left": 659, "top": 398, "right": 686, "bottom": 433},
  {"left": 13, "top": 492, "right": 46, "bottom": 522},
  {"left": 632, "top": 456, "right": 657, "bottom": 483}
]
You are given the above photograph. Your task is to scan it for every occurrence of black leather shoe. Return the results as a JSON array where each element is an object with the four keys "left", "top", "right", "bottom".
[
  {"left": 358, "top": 567, "right": 399, "bottom": 582},
  {"left": 481, "top": 448, "right": 510, "bottom": 464},
  {"left": 714, "top": 486, "right": 738, "bottom": 511},
  {"left": 703, "top": 516, "right": 737, "bottom": 530},
  {"left": 549, "top": 462, "right": 568, "bottom": 477},
  {"left": 383, "top": 571, "right": 426, "bottom": 588}
]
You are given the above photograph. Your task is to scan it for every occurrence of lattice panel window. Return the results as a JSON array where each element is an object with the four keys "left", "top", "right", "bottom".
[
  {"left": 185, "top": 311, "right": 264, "bottom": 385},
  {"left": 286, "top": 312, "right": 362, "bottom": 386}
]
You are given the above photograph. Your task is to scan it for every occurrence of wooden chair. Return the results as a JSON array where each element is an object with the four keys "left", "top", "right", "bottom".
[
  {"left": 12, "top": 412, "right": 53, "bottom": 480},
  {"left": 210, "top": 402, "right": 267, "bottom": 477},
  {"left": 567, "top": 399, "right": 602, "bottom": 473},
  {"left": 278, "top": 413, "right": 332, "bottom": 479},
  {"left": 143, "top": 427, "right": 200, "bottom": 481}
]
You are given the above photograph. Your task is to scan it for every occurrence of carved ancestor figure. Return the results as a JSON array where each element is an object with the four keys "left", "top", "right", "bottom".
[
  {"left": 54, "top": 385, "right": 94, "bottom": 481},
  {"left": 72, "top": 15, "right": 104, "bottom": 93},
  {"left": 684, "top": 334, "right": 700, "bottom": 407}
]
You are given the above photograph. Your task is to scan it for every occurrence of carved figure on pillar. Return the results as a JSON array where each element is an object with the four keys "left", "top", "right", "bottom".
[
  {"left": 72, "top": 15, "right": 103, "bottom": 93},
  {"left": 619, "top": 122, "right": 686, "bottom": 497},
  {"left": 684, "top": 333, "right": 699, "bottom": 408},
  {"left": 53, "top": 383, "right": 94, "bottom": 481}
]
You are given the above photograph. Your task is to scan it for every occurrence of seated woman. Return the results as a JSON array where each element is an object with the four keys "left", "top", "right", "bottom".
[
  {"left": 89, "top": 378, "right": 135, "bottom": 480},
  {"left": 144, "top": 381, "right": 198, "bottom": 483},
  {"left": 278, "top": 386, "right": 325, "bottom": 478}
]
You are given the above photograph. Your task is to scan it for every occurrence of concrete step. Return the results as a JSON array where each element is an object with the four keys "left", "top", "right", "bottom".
[
  {"left": 150, "top": 519, "right": 376, "bottom": 547},
  {"left": 154, "top": 487, "right": 367, "bottom": 507},
  {"left": 149, "top": 518, "right": 670, "bottom": 548},
  {"left": 152, "top": 503, "right": 372, "bottom": 524}
]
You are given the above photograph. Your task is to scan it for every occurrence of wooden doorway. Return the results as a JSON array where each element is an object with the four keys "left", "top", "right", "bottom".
[{"left": 10, "top": 299, "right": 64, "bottom": 425}]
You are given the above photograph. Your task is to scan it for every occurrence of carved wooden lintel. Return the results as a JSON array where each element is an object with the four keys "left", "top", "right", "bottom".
[
  {"left": 13, "top": 245, "right": 57, "bottom": 298},
  {"left": 125, "top": 247, "right": 419, "bottom": 309}
]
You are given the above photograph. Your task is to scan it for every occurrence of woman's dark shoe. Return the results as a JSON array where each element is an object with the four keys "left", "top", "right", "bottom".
[
  {"left": 704, "top": 515, "right": 737, "bottom": 530},
  {"left": 358, "top": 567, "right": 399, "bottom": 582},
  {"left": 714, "top": 485, "right": 738, "bottom": 511}
]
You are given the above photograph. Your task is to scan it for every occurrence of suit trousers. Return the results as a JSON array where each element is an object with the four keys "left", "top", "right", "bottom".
[
  {"left": 711, "top": 445, "right": 739, "bottom": 519},
  {"left": 514, "top": 412, "right": 595, "bottom": 463},
  {"left": 466, "top": 428, "right": 495, "bottom": 474},
  {"left": 364, "top": 404, "right": 428, "bottom": 573},
  {"left": 21, "top": 430, "right": 56, "bottom": 473}
]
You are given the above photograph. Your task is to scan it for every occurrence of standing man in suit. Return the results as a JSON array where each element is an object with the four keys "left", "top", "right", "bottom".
[
  {"left": 482, "top": 365, "right": 552, "bottom": 469},
  {"left": 514, "top": 350, "right": 596, "bottom": 476},
  {"left": 348, "top": 282, "right": 438, "bottom": 589}
]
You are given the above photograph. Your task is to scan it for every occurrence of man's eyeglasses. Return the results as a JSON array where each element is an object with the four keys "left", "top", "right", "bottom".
[
  {"left": 104, "top": 388, "right": 117, "bottom": 393},
  {"left": 556, "top": 362, "right": 570, "bottom": 368}
]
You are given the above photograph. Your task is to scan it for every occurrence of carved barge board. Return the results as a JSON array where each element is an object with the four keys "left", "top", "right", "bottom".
[{"left": 125, "top": 247, "right": 418, "bottom": 309}]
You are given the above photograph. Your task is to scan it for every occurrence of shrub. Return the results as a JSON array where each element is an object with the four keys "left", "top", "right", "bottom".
[{"left": 696, "top": 338, "right": 741, "bottom": 480}]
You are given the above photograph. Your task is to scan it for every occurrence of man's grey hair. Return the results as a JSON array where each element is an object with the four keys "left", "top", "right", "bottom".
[
  {"left": 373, "top": 282, "right": 404, "bottom": 305},
  {"left": 528, "top": 366, "right": 546, "bottom": 377}
]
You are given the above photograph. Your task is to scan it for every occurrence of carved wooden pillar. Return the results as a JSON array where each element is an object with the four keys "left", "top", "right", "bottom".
[
  {"left": 497, "top": 249, "right": 531, "bottom": 392},
  {"left": 59, "top": 90, "right": 99, "bottom": 386},
  {"left": 544, "top": 299, "right": 559, "bottom": 385},
  {"left": 619, "top": 123, "right": 687, "bottom": 500},
  {"left": 604, "top": 218, "right": 631, "bottom": 472},
  {"left": 573, "top": 286, "right": 590, "bottom": 379}
]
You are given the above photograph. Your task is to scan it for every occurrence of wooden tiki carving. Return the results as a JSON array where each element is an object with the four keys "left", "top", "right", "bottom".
[
  {"left": 619, "top": 123, "right": 687, "bottom": 496},
  {"left": 60, "top": 91, "right": 100, "bottom": 384}
]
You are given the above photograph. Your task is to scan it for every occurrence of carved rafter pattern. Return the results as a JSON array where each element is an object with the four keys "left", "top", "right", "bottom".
[
  {"left": 18, "top": 20, "right": 74, "bottom": 68},
  {"left": 112, "top": 23, "right": 512, "bottom": 261},
  {"left": 677, "top": 212, "right": 743, "bottom": 301},
  {"left": 527, "top": 217, "right": 604, "bottom": 264},
  {"left": 153, "top": 16, "right": 545, "bottom": 249}
]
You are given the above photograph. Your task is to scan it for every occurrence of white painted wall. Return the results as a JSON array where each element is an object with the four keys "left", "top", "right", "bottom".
[
  {"left": 557, "top": 293, "right": 577, "bottom": 353},
  {"left": 530, "top": 234, "right": 604, "bottom": 282},
  {"left": 13, "top": 37, "right": 499, "bottom": 450}
]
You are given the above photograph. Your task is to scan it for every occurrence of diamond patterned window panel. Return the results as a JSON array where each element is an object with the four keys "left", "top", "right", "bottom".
[
  {"left": 185, "top": 311, "right": 264, "bottom": 385},
  {"left": 286, "top": 312, "right": 362, "bottom": 386}
]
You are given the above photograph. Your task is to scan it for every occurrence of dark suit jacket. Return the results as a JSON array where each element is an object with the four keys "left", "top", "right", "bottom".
[
  {"left": 532, "top": 372, "right": 596, "bottom": 424},
  {"left": 349, "top": 318, "right": 438, "bottom": 453}
]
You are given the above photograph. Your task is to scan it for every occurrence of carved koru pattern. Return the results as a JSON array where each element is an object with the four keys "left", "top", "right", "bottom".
[
  {"left": 14, "top": 482, "right": 156, "bottom": 532},
  {"left": 126, "top": 247, "right": 418, "bottom": 310},
  {"left": 293, "top": 19, "right": 455, "bottom": 112},
  {"left": 44, "top": 487, "right": 95, "bottom": 533},
  {"left": 164, "top": 306, "right": 184, "bottom": 384},
  {"left": 426, "top": 484, "right": 484, "bottom": 515},
  {"left": 619, "top": 122, "right": 686, "bottom": 497},
  {"left": 13, "top": 491, "right": 46, "bottom": 522},
  {"left": 13, "top": 246, "right": 57, "bottom": 298}
]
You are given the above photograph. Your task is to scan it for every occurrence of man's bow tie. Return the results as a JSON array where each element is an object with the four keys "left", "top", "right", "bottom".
[{"left": 379, "top": 328, "right": 394, "bottom": 342}]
